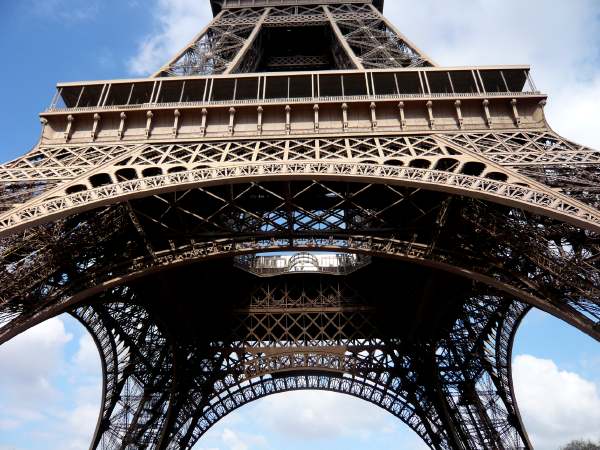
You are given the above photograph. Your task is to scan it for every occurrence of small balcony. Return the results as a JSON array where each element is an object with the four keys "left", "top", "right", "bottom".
[
  {"left": 235, "top": 252, "right": 371, "bottom": 277},
  {"left": 46, "top": 67, "right": 539, "bottom": 114}
]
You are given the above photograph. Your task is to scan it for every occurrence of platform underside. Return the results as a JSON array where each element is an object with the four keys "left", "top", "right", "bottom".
[{"left": 210, "top": 0, "right": 385, "bottom": 16}]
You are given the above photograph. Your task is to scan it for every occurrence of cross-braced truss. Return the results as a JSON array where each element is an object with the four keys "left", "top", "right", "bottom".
[
  {"left": 154, "top": 3, "right": 432, "bottom": 76},
  {"left": 1, "top": 1, "right": 600, "bottom": 449},
  {"left": 2, "top": 136, "right": 600, "bottom": 449},
  {"left": 70, "top": 273, "right": 530, "bottom": 450},
  {"left": 2, "top": 179, "right": 599, "bottom": 342},
  {"left": 328, "top": 4, "right": 431, "bottom": 68}
]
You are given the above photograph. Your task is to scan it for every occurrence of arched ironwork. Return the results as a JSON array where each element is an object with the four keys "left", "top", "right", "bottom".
[
  {"left": 1, "top": 1, "right": 600, "bottom": 449},
  {"left": 70, "top": 274, "right": 532, "bottom": 450}
]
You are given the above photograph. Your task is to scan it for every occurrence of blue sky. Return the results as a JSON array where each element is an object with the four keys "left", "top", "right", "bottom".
[{"left": 1, "top": 1, "right": 600, "bottom": 449}]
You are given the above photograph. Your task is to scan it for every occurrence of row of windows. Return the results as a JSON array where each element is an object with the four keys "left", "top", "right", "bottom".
[
  {"left": 53, "top": 69, "right": 534, "bottom": 110},
  {"left": 64, "top": 159, "right": 510, "bottom": 194}
]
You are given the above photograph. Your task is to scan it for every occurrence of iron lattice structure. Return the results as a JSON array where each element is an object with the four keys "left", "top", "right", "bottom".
[{"left": 1, "top": 1, "right": 600, "bottom": 448}]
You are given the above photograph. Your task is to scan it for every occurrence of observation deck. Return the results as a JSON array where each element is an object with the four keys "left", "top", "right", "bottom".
[
  {"left": 40, "top": 66, "right": 545, "bottom": 145},
  {"left": 235, "top": 252, "right": 371, "bottom": 277}
]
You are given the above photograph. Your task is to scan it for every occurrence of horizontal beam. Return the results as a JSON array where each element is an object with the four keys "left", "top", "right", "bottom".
[
  {"left": 218, "top": 0, "right": 372, "bottom": 11},
  {"left": 54, "top": 66, "right": 533, "bottom": 88},
  {"left": 39, "top": 95, "right": 546, "bottom": 145},
  {"left": 2, "top": 160, "right": 599, "bottom": 237}
]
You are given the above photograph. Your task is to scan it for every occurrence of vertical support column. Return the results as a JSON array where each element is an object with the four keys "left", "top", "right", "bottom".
[
  {"left": 511, "top": 99, "right": 521, "bottom": 127},
  {"left": 285, "top": 105, "right": 291, "bottom": 135},
  {"left": 257, "top": 106, "right": 264, "bottom": 135},
  {"left": 398, "top": 102, "right": 406, "bottom": 130},
  {"left": 64, "top": 115, "right": 74, "bottom": 142},
  {"left": 200, "top": 108, "right": 208, "bottom": 136},
  {"left": 152, "top": 10, "right": 226, "bottom": 77},
  {"left": 145, "top": 111, "right": 154, "bottom": 138},
  {"left": 228, "top": 107, "right": 236, "bottom": 135},
  {"left": 323, "top": 5, "right": 365, "bottom": 70},
  {"left": 224, "top": 8, "right": 271, "bottom": 74},
  {"left": 91, "top": 113, "right": 101, "bottom": 141},
  {"left": 341, "top": 103, "right": 349, "bottom": 132},
  {"left": 369, "top": 102, "right": 377, "bottom": 131},
  {"left": 118, "top": 112, "right": 127, "bottom": 140},
  {"left": 426, "top": 354, "right": 471, "bottom": 450},
  {"left": 172, "top": 109, "right": 181, "bottom": 137}
]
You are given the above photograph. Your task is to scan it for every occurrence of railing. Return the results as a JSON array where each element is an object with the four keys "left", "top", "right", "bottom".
[
  {"left": 47, "top": 66, "right": 539, "bottom": 112},
  {"left": 45, "top": 91, "right": 542, "bottom": 114},
  {"left": 221, "top": 0, "right": 371, "bottom": 9}
]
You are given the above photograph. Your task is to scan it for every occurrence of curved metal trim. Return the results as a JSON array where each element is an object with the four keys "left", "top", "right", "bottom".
[
  {"left": 70, "top": 309, "right": 109, "bottom": 450},
  {"left": 506, "top": 305, "right": 534, "bottom": 449},
  {"left": 3, "top": 236, "right": 599, "bottom": 348},
  {"left": 1, "top": 162, "right": 599, "bottom": 237},
  {"left": 186, "top": 372, "right": 444, "bottom": 449}
]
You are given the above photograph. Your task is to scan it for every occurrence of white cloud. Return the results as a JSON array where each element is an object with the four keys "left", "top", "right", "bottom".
[
  {"left": 384, "top": 0, "right": 600, "bottom": 148},
  {"left": 196, "top": 428, "right": 266, "bottom": 450},
  {"left": 0, "top": 316, "right": 101, "bottom": 450},
  {"left": 0, "top": 317, "right": 72, "bottom": 408},
  {"left": 513, "top": 354, "right": 600, "bottom": 449},
  {"left": 73, "top": 333, "right": 100, "bottom": 374},
  {"left": 0, "top": 418, "right": 20, "bottom": 431},
  {"left": 253, "top": 391, "right": 398, "bottom": 441},
  {"left": 128, "top": 0, "right": 212, "bottom": 75},
  {"left": 222, "top": 428, "right": 250, "bottom": 450},
  {"left": 195, "top": 391, "right": 428, "bottom": 450},
  {"left": 61, "top": 403, "right": 102, "bottom": 450},
  {"left": 548, "top": 76, "right": 600, "bottom": 149}
]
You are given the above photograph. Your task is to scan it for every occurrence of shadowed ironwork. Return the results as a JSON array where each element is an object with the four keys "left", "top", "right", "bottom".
[{"left": 1, "top": 1, "right": 599, "bottom": 449}]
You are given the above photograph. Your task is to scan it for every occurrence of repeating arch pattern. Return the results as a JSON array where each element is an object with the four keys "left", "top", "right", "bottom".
[
  {"left": 2, "top": 160, "right": 600, "bottom": 236},
  {"left": 71, "top": 277, "right": 531, "bottom": 450}
]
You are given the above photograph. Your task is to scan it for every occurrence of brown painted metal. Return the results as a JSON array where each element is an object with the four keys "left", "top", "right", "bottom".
[{"left": 1, "top": 1, "right": 599, "bottom": 449}]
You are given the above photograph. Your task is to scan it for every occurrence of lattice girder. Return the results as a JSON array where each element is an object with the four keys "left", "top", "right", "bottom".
[
  {"left": 1, "top": 182, "right": 600, "bottom": 351},
  {"left": 1, "top": 0, "right": 600, "bottom": 448},
  {"left": 2, "top": 134, "right": 600, "bottom": 238},
  {"left": 70, "top": 267, "right": 530, "bottom": 450},
  {"left": 153, "top": 3, "right": 432, "bottom": 77}
]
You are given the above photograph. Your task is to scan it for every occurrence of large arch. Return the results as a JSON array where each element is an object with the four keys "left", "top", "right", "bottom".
[
  {"left": 0, "top": 175, "right": 598, "bottom": 450},
  {"left": 68, "top": 265, "right": 533, "bottom": 450},
  {"left": 2, "top": 231, "right": 598, "bottom": 346},
  {"left": 1, "top": 161, "right": 600, "bottom": 236}
]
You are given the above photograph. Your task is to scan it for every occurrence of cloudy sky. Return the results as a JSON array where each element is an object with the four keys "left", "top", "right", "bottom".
[{"left": 0, "top": 1, "right": 600, "bottom": 449}]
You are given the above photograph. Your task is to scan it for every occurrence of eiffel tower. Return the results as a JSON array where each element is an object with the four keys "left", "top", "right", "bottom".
[{"left": 2, "top": 1, "right": 600, "bottom": 448}]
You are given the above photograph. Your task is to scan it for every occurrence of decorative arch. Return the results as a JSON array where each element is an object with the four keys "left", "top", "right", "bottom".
[
  {"left": 179, "top": 373, "right": 441, "bottom": 445},
  {"left": 1, "top": 161, "right": 600, "bottom": 237},
  {"left": 2, "top": 227, "right": 598, "bottom": 349},
  {"left": 69, "top": 279, "right": 533, "bottom": 450}
]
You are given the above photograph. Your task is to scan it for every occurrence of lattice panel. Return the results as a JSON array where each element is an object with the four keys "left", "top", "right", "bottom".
[
  {"left": 330, "top": 4, "right": 431, "bottom": 68},
  {"left": 69, "top": 277, "right": 531, "bottom": 450},
  {"left": 0, "top": 144, "right": 134, "bottom": 182},
  {"left": 158, "top": 21, "right": 257, "bottom": 76},
  {"left": 444, "top": 131, "right": 600, "bottom": 166}
]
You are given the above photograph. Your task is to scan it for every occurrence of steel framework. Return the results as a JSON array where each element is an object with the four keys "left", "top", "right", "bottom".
[{"left": 1, "top": 1, "right": 599, "bottom": 449}]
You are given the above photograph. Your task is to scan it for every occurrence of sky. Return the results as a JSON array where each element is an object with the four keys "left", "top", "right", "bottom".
[{"left": 0, "top": 1, "right": 600, "bottom": 449}]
